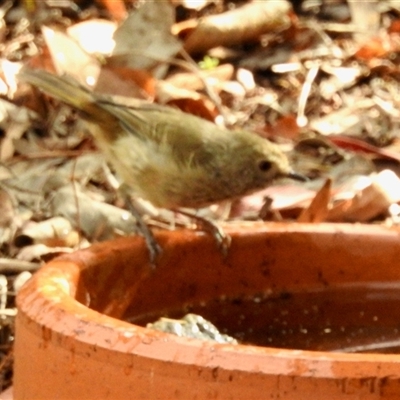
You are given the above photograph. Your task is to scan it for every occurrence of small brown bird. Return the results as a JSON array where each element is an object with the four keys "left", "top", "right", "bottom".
[{"left": 19, "top": 68, "right": 304, "bottom": 259}]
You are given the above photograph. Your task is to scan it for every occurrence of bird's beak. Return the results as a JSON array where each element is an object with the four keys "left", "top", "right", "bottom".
[{"left": 286, "top": 171, "right": 308, "bottom": 182}]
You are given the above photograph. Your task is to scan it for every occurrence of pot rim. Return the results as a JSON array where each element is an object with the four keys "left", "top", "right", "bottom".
[{"left": 17, "top": 222, "right": 400, "bottom": 379}]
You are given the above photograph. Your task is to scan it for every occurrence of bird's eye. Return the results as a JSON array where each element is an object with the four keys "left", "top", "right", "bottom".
[{"left": 258, "top": 160, "right": 273, "bottom": 171}]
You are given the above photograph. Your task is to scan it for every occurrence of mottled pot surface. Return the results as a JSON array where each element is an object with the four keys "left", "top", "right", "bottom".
[{"left": 14, "top": 223, "right": 400, "bottom": 399}]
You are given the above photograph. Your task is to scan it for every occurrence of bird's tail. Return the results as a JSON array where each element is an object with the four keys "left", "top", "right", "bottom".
[
  {"left": 18, "top": 68, "right": 113, "bottom": 124},
  {"left": 18, "top": 68, "right": 123, "bottom": 146}
]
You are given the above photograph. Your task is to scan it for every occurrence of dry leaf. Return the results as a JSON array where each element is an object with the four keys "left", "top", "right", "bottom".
[
  {"left": 0, "top": 189, "right": 14, "bottom": 228},
  {"left": 165, "top": 64, "right": 234, "bottom": 91},
  {"left": 96, "top": 0, "right": 127, "bottom": 22},
  {"left": 236, "top": 68, "right": 256, "bottom": 92},
  {"left": 0, "top": 99, "right": 36, "bottom": 160},
  {"left": 170, "top": 0, "right": 214, "bottom": 11},
  {"left": 264, "top": 115, "right": 300, "bottom": 140},
  {"left": 67, "top": 19, "right": 117, "bottom": 55},
  {"left": 50, "top": 185, "right": 137, "bottom": 241},
  {"left": 16, "top": 243, "right": 73, "bottom": 262},
  {"left": 309, "top": 99, "right": 375, "bottom": 135},
  {"left": 176, "top": 1, "right": 292, "bottom": 54},
  {"left": 297, "top": 178, "right": 331, "bottom": 223},
  {"left": 41, "top": 26, "right": 101, "bottom": 86},
  {"left": 112, "top": 2, "right": 182, "bottom": 78},
  {"left": 230, "top": 184, "right": 315, "bottom": 218},
  {"left": 156, "top": 80, "right": 218, "bottom": 121},
  {"left": 355, "top": 36, "right": 393, "bottom": 60},
  {"left": 168, "top": 97, "right": 218, "bottom": 122},
  {"left": 347, "top": 0, "right": 380, "bottom": 44},
  {"left": 328, "top": 170, "right": 400, "bottom": 222},
  {"left": 95, "top": 66, "right": 155, "bottom": 99},
  {"left": 319, "top": 65, "right": 362, "bottom": 99},
  {"left": 14, "top": 217, "right": 79, "bottom": 248},
  {"left": 329, "top": 135, "right": 400, "bottom": 163}
]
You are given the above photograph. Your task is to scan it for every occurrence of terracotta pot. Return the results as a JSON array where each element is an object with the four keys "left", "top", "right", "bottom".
[{"left": 14, "top": 222, "right": 400, "bottom": 399}]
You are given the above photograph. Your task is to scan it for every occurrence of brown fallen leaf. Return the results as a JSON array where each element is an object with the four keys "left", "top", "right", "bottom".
[
  {"left": 156, "top": 80, "right": 218, "bottom": 121},
  {"left": 263, "top": 114, "right": 300, "bottom": 141},
  {"left": 165, "top": 64, "right": 234, "bottom": 92},
  {"left": 328, "top": 135, "right": 400, "bottom": 163},
  {"left": 112, "top": 2, "right": 181, "bottom": 78},
  {"left": 229, "top": 184, "right": 315, "bottom": 219},
  {"left": 95, "top": 66, "right": 156, "bottom": 100},
  {"left": 96, "top": 0, "right": 127, "bottom": 22},
  {"left": 174, "top": 1, "right": 292, "bottom": 54},
  {"left": 297, "top": 178, "right": 331, "bottom": 223},
  {"left": 166, "top": 97, "right": 218, "bottom": 122},
  {"left": 327, "top": 170, "right": 400, "bottom": 222}
]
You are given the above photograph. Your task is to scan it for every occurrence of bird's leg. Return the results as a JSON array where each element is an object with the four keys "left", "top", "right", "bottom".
[
  {"left": 174, "top": 209, "right": 231, "bottom": 257},
  {"left": 104, "top": 164, "right": 162, "bottom": 266},
  {"left": 121, "top": 190, "right": 162, "bottom": 266}
]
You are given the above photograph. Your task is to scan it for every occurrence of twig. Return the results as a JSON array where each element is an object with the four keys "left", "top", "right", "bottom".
[{"left": 0, "top": 259, "right": 41, "bottom": 273}]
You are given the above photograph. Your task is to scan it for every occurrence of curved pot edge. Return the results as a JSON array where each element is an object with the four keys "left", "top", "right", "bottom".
[{"left": 16, "top": 222, "right": 400, "bottom": 379}]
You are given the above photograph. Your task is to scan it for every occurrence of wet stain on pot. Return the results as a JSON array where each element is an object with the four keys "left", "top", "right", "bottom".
[
  {"left": 317, "top": 270, "right": 329, "bottom": 287},
  {"left": 123, "top": 362, "right": 134, "bottom": 376},
  {"left": 41, "top": 325, "right": 52, "bottom": 347},
  {"left": 378, "top": 376, "right": 400, "bottom": 397},
  {"left": 212, "top": 367, "right": 219, "bottom": 379},
  {"left": 338, "top": 377, "right": 382, "bottom": 396},
  {"left": 69, "top": 347, "right": 77, "bottom": 375}
]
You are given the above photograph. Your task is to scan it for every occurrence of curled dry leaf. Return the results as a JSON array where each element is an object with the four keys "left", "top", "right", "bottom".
[
  {"left": 14, "top": 216, "right": 79, "bottom": 248},
  {"left": 16, "top": 243, "right": 73, "bottom": 262},
  {"left": 175, "top": 0, "right": 292, "bottom": 54}
]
